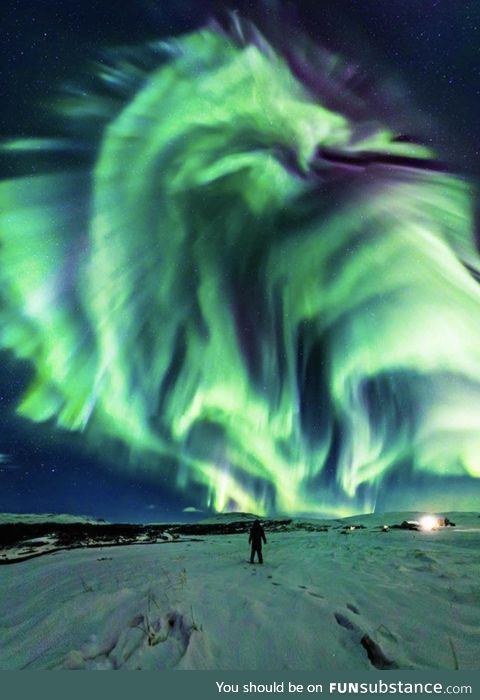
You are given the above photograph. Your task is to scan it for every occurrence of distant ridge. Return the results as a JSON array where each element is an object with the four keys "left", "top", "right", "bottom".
[
  {"left": 3, "top": 510, "right": 478, "bottom": 528},
  {"left": 197, "top": 512, "right": 261, "bottom": 525},
  {"left": 0, "top": 513, "right": 106, "bottom": 525},
  {"left": 197, "top": 510, "right": 480, "bottom": 527}
]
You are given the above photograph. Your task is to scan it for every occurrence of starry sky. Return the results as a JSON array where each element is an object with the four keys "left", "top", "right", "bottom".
[{"left": 1, "top": 1, "right": 479, "bottom": 523}]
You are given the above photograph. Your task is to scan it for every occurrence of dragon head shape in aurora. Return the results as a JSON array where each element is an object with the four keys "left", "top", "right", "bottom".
[{"left": 1, "top": 21, "right": 480, "bottom": 516}]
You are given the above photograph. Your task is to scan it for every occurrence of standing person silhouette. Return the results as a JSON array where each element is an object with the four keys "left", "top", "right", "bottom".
[{"left": 249, "top": 520, "right": 267, "bottom": 564}]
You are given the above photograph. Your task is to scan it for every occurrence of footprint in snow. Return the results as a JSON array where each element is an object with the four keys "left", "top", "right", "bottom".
[
  {"left": 333, "top": 612, "right": 398, "bottom": 670},
  {"left": 334, "top": 612, "right": 358, "bottom": 631}
]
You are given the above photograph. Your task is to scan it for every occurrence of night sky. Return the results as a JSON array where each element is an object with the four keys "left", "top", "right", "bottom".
[{"left": 1, "top": 1, "right": 479, "bottom": 523}]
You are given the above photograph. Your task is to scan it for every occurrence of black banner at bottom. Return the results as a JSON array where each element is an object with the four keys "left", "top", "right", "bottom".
[{"left": 1, "top": 670, "right": 478, "bottom": 700}]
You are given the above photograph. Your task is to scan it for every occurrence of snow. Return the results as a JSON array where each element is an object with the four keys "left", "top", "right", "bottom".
[
  {"left": 0, "top": 512, "right": 479, "bottom": 670},
  {"left": 0, "top": 535, "right": 59, "bottom": 563}
]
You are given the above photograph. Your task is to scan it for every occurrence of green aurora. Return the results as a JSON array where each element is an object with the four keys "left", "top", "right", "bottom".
[{"left": 1, "top": 27, "right": 480, "bottom": 516}]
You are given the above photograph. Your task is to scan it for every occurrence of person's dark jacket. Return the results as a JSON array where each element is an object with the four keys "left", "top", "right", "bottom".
[{"left": 249, "top": 521, "right": 267, "bottom": 547}]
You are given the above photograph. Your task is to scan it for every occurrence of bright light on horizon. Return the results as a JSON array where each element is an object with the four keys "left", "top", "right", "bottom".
[{"left": 420, "top": 515, "right": 439, "bottom": 531}]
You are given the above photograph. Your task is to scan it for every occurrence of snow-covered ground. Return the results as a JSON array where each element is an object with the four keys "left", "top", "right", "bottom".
[{"left": 1, "top": 512, "right": 479, "bottom": 670}]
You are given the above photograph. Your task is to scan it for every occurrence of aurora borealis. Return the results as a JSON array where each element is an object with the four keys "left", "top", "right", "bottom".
[{"left": 1, "top": 2, "right": 480, "bottom": 519}]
